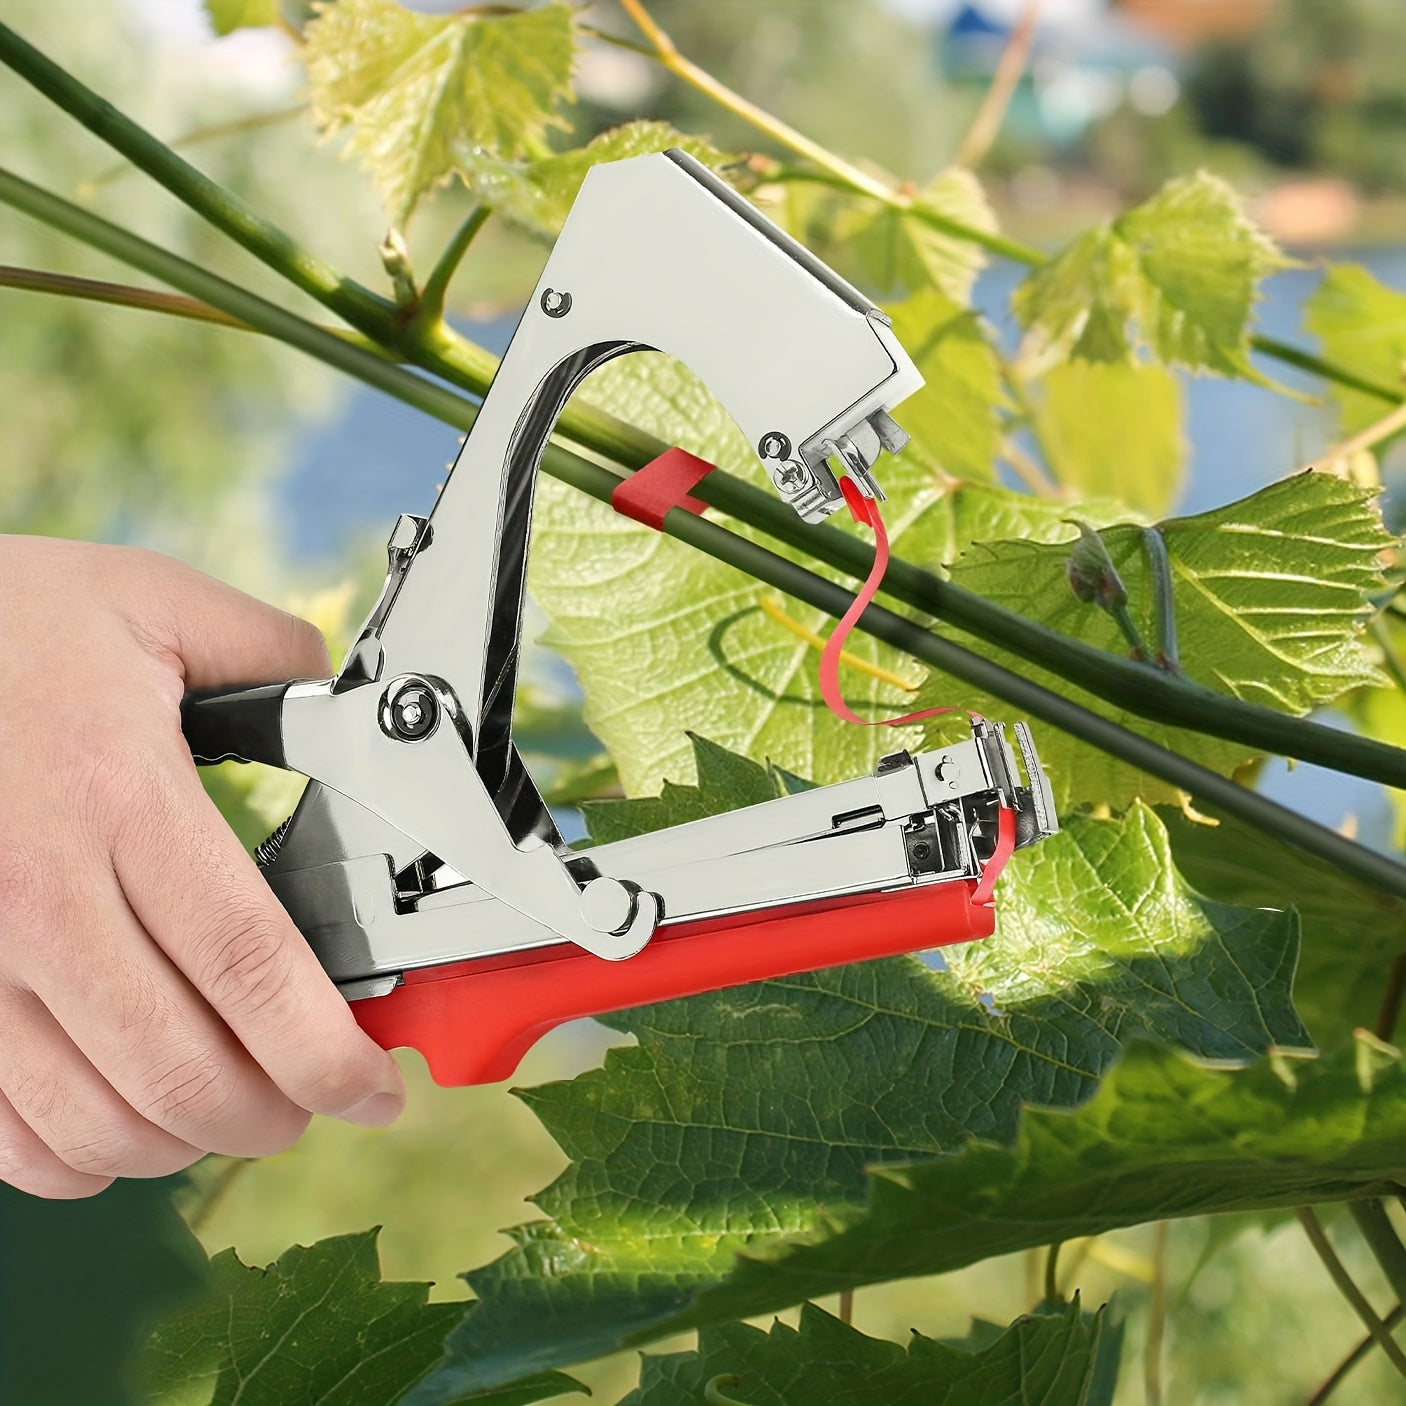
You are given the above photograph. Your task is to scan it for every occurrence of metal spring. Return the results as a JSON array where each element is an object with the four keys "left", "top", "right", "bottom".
[{"left": 254, "top": 816, "right": 292, "bottom": 868}]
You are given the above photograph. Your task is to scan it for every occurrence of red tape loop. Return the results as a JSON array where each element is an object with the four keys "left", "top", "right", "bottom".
[
  {"left": 820, "top": 478, "right": 983, "bottom": 731},
  {"left": 970, "top": 804, "right": 1017, "bottom": 905},
  {"left": 611, "top": 447, "right": 713, "bottom": 531},
  {"left": 822, "top": 478, "right": 1013, "bottom": 903},
  {"left": 609, "top": 454, "right": 1015, "bottom": 903}
]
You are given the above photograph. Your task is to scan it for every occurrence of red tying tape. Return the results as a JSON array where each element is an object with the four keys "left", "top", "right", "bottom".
[
  {"left": 822, "top": 479, "right": 1018, "bottom": 902},
  {"left": 820, "top": 478, "right": 979, "bottom": 732},
  {"left": 611, "top": 447, "right": 714, "bottom": 531}
]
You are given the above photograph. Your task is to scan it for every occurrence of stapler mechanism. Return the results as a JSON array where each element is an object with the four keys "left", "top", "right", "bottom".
[{"left": 182, "top": 151, "right": 1058, "bottom": 1086}]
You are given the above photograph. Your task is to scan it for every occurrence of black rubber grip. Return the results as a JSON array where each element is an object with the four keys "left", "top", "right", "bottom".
[{"left": 180, "top": 683, "right": 291, "bottom": 767}]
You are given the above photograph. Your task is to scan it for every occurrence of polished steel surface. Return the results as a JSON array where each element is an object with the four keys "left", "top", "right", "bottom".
[{"left": 208, "top": 148, "right": 1061, "bottom": 985}]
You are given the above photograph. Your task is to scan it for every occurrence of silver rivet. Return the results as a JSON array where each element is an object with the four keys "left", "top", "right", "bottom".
[{"left": 541, "top": 287, "right": 572, "bottom": 317}]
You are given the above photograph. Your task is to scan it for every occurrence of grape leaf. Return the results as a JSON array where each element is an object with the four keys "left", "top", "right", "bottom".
[
  {"left": 0, "top": 1176, "right": 205, "bottom": 1406},
  {"left": 1014, "top": 172, "right": 1289, "bottom": 376},
  {"left": 1304, "top": 263, "right": 1406, "bottom": 435},
  {"left": 205, "top": 0, "right": 279, "bottom": 33},
  {"left": 140, "top": 1231, "right": 581, "bottom": 1406},
  {"left": 1160, "top": 805, "right": 1406, "bottom": 1043},
  {"left": 402, "top": 749, "right": 1308, "bottom": 1400},
  {"left": 847, "top": 167, "right": 998, "bottom": 305},
  {"left": 580, "top": 733, "right": 785, "bottom": 843},
  {"left": 531, "top": 351, "right": 1074, "bottom": 797},
  {"left": 305, "top": 0, "right": 578, "bottom": 225},
  {"left": 913, "top": 472, "right": 1391, "bottom": 810},
  {"left": 620, "top": 1298, "right": 1119, "bottom": 1406},
  {"left": 886, "top": 290, "right": 1004, "bottom": 482},
  {"left": 1032, "top": 361, "right": 1184, "bottom": 517},
  {"left": 409, "top": 1036, "right": 1406, "bottom": 1401},
  {"left": 457, "top": 120, "right": 730, "bottom": 239}
]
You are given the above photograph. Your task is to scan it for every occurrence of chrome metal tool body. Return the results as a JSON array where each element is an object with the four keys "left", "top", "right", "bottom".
[{"left": 182, "top": 150, "right": 1057, "bottom": 1085}]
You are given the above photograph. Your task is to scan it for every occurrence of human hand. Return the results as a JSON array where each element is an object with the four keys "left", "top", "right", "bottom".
[{"left": 0, "top": 536, "right": 405, "bottom": 1198}]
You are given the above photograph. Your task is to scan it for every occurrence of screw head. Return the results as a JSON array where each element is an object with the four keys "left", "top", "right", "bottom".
[
  {"left": 758, "top": 431, "right": 791, "bottom": 460},
  {"left": 381, "top": 678, "right": 439, "bottom": 741},
  {"left": 540, "top": 287, "right": 572, "bottom": 318},
  {"left": 773, "top": 459, "right": 810, "bottom": 493}
]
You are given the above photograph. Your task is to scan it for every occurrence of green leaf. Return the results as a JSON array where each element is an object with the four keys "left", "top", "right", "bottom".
[
  {"left": 1160, "top": 805, "right": 1406, "bottom": 1044},
  {"left": 531, "top": 351, "right": 1075, "bottom": 798},
  {"left": 0, "top": 1177, "right": 206, "bottom": 1406},
  {"left": 305, "top": 0, "right": 578, "bottom": 225},
  {"left": 913, "top": 472, "right": 1391, "bottom": 809},
  {"left": 460, "top": 120, "right": 730, "bottom": 238},
  {"left": 621, "top": 1299, "right": 1119, "bottom": 1406},
  {"left": 140, "top": 1230, "right": 581, "bottom": 1406},
  {"left": 402, "top": 753, "right": 1308, "bottom": 1401},
  {"left": 1032, "top": 361, "right": 1185, "bottom": 517},
  {"left": 848, "top": 168, "right": 998, "bottom": 305},
  {"left": 410, "top": 1036, "right": 1406, "bottom": 1401},
  {"left": 1014, "top": 172, "right": 1289, "bottom": 376},
  {"left": 885, "top": 290, "right": 1003, "bottom": 482},
  {"left": 580, "top": 734, "right": 785, "bottom": 844},
  {"left": 1304, "top": 263, "right": 1406, "bottom": 435},
  {"left": 205, "top": 0, "right": 280, "bottom": 34}
]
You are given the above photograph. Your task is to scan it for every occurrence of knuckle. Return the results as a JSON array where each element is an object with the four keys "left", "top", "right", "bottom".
[
  {"left": 49, "top": 1125, "right": 142, "bottom": 1179},
  {"left": 9, "top": 1065, "right": 67, "bottom": 1131},
  {"left": 0, "top": 1141, "right": 110, "bottom": 1200},
  {"left": 0, "top": 1132, "right": 39, "bottom": 1190},
  {"left": 200, "top": 909, "right": 294, "bottom": 1020}
]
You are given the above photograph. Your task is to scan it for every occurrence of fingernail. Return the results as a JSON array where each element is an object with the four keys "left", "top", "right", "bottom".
[{"left": 338, "top": 1091, "right": 404, "bottom": 1127}]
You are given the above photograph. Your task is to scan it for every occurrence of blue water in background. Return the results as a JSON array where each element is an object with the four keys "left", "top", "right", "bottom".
[{"left": 276, "top": 250, "right": 1406, "bottom": 847}]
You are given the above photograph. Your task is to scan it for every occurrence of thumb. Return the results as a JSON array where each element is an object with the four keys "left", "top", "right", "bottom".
[{"left": 114, "top": 549, "right": 332, "bottom": 690}]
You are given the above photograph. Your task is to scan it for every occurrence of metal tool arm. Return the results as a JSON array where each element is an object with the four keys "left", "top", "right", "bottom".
[{"left": 258, "top": 149, "right": 924, "bottom": 957}]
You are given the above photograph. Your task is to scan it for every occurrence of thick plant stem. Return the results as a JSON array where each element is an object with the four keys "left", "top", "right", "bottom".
[
  {"left": 8, "top": 27, "right": 1406, "bottom": 794},
  {"left": 7, "top": 160, "right": 1406, "bottom": 801},
  {"left": 9, "top": 167, "right": 1406, "bottom": 901},
  {"left": 682, "top": 469, "right": 1406, "bottom": 792},
  {"left": 1297, "top": 1207, "right": 1406, "bottom": 1379},
  {"left": 6, "top": 15, "right": 1405, "bottom": 417},
  {"left": 0, "top": 170, "right": 468, "bottom": 422},
  {"left": 0, "top": 20, "right": 395, "bottom": 334}
]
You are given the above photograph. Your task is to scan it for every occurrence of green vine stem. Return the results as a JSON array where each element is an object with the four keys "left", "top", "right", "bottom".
[
  {"left": 417, "top": 204, "right": 490, "bottom": 327},
  {"left": 6, "top": 24, "right": 1406, "bottom": 800},
  {"left": 0, "top": 22, "right": 394, "bottom": 334},
  {"left": 0, "top": 264, "right": 246, "bottom": 328},
  {"left": 1144, "top": 1221, "right": 1168, "bottom": 1406},
  {"left": 1349, "top": 1200, "right": 1406, "bottom": 1308},
  {"left": 7, "top": 163, "right": 1406, "bottom": 901},
  {"left": 1297, "top": 1207, "right": 1406, "bottom": 1380},
  {"left": 0, "top": 263, "right": 386, "bottom": 353}
]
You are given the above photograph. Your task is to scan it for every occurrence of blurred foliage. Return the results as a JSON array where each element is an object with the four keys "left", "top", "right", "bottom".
[{"left": 1184, "top": 0, "right": 1406, "bottom": 192}]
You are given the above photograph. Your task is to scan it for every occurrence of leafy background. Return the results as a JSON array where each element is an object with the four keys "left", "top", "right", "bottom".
[{"left": 3, "top": 0, "right": 1406, "bottom": 1404}]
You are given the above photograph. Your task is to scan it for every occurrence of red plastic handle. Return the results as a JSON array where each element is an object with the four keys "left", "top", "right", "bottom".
[{"left": 353, "top": 878, "right": 997, "bottom": 1086}]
